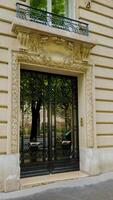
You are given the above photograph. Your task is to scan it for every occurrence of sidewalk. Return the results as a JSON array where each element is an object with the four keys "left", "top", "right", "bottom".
[{"left": 1, "top": 172, "right": 113, "bottom": 200}]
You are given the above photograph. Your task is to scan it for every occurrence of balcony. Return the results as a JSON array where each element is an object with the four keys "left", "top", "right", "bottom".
[
  {"left": 16, "top": 3, "right": 89, "bottom": 36},
  {"left": 11, "top": 3, "right": 96, "bottom": 64}
]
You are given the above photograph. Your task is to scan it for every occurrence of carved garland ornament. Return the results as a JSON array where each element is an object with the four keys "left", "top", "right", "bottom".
[
  {"left": 11, "top": 32, "right": 95, "bottom": 153},
  {"left": 11, "top": 53, "right": 20, "bottom": 153},
  {"left": 86, "top": 66, "right": 94, "bottom": 147}
]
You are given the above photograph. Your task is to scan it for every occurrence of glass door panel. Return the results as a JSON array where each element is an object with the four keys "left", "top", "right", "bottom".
[{"left": 20, "top": 70, "right": 79, "bottom": 177}]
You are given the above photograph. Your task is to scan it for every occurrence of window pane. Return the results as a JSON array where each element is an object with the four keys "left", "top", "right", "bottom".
[
  {"left": 30, "top": 0, "right": 47, "bottom": 10},
  {"left": 52, "top": 0, "right": 68, "bottom": 16}
]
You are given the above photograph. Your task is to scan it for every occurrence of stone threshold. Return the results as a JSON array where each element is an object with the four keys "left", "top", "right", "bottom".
[{"left": 21, "top": 171, "right": 88, "bottom": 189}]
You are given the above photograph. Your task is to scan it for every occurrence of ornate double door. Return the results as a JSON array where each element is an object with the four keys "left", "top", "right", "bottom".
[{"left": 20, "top": 69, "right": 79, "bottom": 177}]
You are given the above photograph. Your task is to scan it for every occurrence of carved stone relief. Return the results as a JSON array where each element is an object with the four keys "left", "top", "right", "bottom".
[
  {"left": 86, "top": 66, "right": 94, "bottom": 147},
  {"left": 11, "top": 32, "right": 95, "bottom": 153},
  {"left": 17, "top": 32, "right": 93, "bottom": 63},
  {"left": 11, "top": 53, "right": 20, "bottom": 153}
]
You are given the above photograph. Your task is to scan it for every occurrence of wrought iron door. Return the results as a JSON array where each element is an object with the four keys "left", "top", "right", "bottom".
[{"left": 20, "top": 70, "right": 79, "bottom": 177}]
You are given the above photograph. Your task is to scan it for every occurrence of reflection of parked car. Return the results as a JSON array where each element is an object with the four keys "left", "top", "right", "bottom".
[
  {"left": 29, "top": 142, "right": 41, "bottom": 146},
  {"left": 62, "top": 130, "right": 71, "bottom": 150},
  {"left": 29, "top": 141, "right": 42, "bottom": 152}
]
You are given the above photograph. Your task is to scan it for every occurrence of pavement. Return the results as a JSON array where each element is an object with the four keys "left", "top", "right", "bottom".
[{"left": 1, "top": 172, "right": 113, "bottom": 200}]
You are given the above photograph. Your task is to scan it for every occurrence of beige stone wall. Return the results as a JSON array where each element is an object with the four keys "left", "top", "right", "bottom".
[
  {"left": 0, "top": 0, "right": 17, "bottom": 155},
  {"left": 0, "top": 0, "right": 95, "bottom": 155},
  {"left": 0, "top": 1, "right": 27, "bottom": 192},
  {"left": 0, "top": 0, "right": 113, "bottom": 191},
  {"left": 78, "top": 0, "right": 113, "bottom": 148},
  {"left": 0, "top": 11, "right": 18, "bottom": 152},
  {"left": 0, "top": 0, "right": 113, "bottom": 153}
]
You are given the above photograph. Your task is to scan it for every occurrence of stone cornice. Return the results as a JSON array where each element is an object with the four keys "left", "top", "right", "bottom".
[
  {"left": 12, "top": 17, "right": 96, "bottom": 64},
  {"left": 15, "top": 30, "right": 95, "bottom": 67}
]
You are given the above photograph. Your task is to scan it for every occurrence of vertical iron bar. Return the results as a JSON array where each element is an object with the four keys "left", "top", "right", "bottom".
[
  {"left": 47, "top": 75, "right": 52, "bottom": 164},
  {"left": 72, "top": 78, "right": 77, "bottom": 158},
  {"left": 43, "top": 83, "right": 46, "bottom": 162},
  {"left": 75, "top": 79, "right": 79, "bottom": 159},
  {"left": 54, "top": 80, "right": 57, "bottom": 161},
  {"left": 50, "top": 77, "right": 52, "bottom": 163},
  {"left": 21, "top": 102, "right": 24, "bottom": 164}
]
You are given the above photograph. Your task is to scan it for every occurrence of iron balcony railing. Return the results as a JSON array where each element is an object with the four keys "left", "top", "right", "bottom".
[{"left": 16, "top": 3, "right": 89, "bottom": 36}]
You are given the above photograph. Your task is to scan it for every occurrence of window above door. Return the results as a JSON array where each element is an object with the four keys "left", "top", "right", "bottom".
[
  {"left": 12, "top": 0, "right": 95, "bottom": 49},
  {"left": 30, "top": 0, "right": 74, "bottom": 18},
  {"left": 15, "top": 0, "right": 89, "bottom": 36}
]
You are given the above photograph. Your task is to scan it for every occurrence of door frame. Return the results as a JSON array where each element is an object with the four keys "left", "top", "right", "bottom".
[{"left": 10, "top": 49, "right": 96, "bottom": 176}]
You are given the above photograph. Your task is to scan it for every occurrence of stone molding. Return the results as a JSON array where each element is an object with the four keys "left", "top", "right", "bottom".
[
  {"left": 11, "top": 54, "right": 20, "bottom": 153},
  {"left": 86, "top": 66, "right": 94, "bottom": 147},
  {"left": 11, "top": 31, "right": 95, "bottom": 153},
  {"left": 17, "top": 31, "right": 93, "bottom": 63}
]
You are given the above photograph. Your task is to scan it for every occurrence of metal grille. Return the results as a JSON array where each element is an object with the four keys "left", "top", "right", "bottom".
[{"left": 16, "top": 3, "right": 89, "bottom": 36}]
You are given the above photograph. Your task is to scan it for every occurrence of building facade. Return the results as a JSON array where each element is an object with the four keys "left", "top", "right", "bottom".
[{"left": 0, "top": 0, "right": 113, "bottom": 192}]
